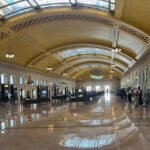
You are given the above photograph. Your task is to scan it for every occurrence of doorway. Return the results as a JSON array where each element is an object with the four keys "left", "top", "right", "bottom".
[
  {"left": 86, "top": 86, "right": 91, "bottom": 92},
  {"left": 95, "top": 86, "right": 100, "bottom": 92},
  {"left": 104, "top": 85, "right": 110, "bottom": 92}
]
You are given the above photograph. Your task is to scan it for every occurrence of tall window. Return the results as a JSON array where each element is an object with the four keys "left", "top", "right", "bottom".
[
  {"left": 42, "top": 80, "right": 47, "bottom": 86},
  {"left": 45, "top": 80, "right": 48, "bottom": 86},
  {"left": 42, "top": 80, "right": 44, "bottom": 86},
  {"left": 86, "top": 86, "right": 91, "bottom": 92},
  {"left": 20, "top": 76, "right": 25, "bottom": 85},
  {"left": 105, "top": 85, "right": 110, "bottom": 91},
  {"left": 1, "top": 74, "right": 7, "bottom": 84},
  {"left": 37, "top": 79, "right": 40, "bottom": 86},
  {"left": 40, "top": 80, "right": 43, "bottom": 86},
  {"left": 31, "top": 79, "right": 34, "bottom": 85},
  {"left": 95, "top": 86, "right": 100, "bottom": 92},
  {"left": 10, "top": 75, "right": 16, "bottom": 85},
  {"left": 34, "top": 79, "right": 37, "bottom": 86}
]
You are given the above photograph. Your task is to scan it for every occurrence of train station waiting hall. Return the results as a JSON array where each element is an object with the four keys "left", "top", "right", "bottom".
[{"left": 0, "top": 0, "right": 150, "bottom": 150}]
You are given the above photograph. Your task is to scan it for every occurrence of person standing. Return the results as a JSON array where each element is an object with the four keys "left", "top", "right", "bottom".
[
  {"left": 138, "top": 87, "right": 143, "bottom": 106},
  {"left": 128, "top": 87, "right": 132, "bottom": 103},
  {"left": 143, "top": 89, "right": 150, "bottom": 109},
  {"left": 10, "top": 95, "right": 15, "bottom": 105},
  {"left": 134, "top": 88, "right": 139, "bottom": 107}
]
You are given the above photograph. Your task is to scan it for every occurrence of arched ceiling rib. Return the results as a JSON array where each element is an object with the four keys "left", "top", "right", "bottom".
[
  {"left": 27, "top": 43, "right": 136, "bottom": 68},
  {"left": 53, "top": 56, "right": 128, "bottom": 72},
  {"left": 72, "top": 68, "right": 121, "bottom": 80},
  {"left": 0, "top": 0, "right": 150, "bottom": 35},
  {"left": 61, "top": 62, "right": 122, "bottom": 77},
  {"left": 53, "top": 56, "right": 127, "bottom": 74}
]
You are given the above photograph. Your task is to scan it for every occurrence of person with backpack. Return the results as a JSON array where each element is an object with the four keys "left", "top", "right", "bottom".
[
  {"left": 134, "top": 88, "right": 140, "bottom": 107},
  {"left": 143, "top": 89, "right": 150, "bottom": 109},
  {"left": 127, "top": 87, "right": 132, "bottom": 103},
  {"left": 138, "top": 87, "right": 143, "bottom": 107}
]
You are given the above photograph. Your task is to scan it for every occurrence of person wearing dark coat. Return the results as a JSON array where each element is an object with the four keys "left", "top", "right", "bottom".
[{"left": 138, "top": 87, "right": 143, "bottom": 106}]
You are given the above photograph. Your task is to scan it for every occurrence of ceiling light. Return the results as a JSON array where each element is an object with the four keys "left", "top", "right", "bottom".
[
  {"left": 5, "top": 32, "right": 15, "bottom": 59},
  {"left": 61, "top": 82, "right": 66, "bottom": 85},
  {"left": 112, "top": 47, "right": 121, "bottom": 53},
  {"left": 111, "top": 64, "right": 115, "bottom": 68},
  {"left": 63, "top": 73, "right": 67, "bottom": 76},
  {"left": 47, "top": 67, "right": 53, "bottom": 71},
  {"left": 5, "top": 53, "right": 15, "bottom": 59},
  {"left": 27, "top": 76, "right": 34, "bottom": 84},
  {"left": 110, "top": 70, "right": 114, "bottom": 73}
]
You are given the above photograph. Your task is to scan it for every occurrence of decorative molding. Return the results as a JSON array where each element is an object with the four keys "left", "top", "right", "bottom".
[
  {"left": 10, "top": 13, "right": 113, "bottom": 32},
  {"left": 7, "top": 13, "right": 149, "bottom": 44},
  {"left": 120, "top": 24, "right": 149, "bottom": 43},
  {"left": 28, "top": 43, "right": 134, "bottom": 67},
  {"left": 0, "top": 61, "right": 73, "bottom": 80}
]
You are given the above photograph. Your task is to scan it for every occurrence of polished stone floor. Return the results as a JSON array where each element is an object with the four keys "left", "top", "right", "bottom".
[{"left": 0, "top": 93, "right": 150, "bottom": 150}]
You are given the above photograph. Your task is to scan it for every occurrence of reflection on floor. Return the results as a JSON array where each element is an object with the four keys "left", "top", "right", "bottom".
[{"left": 0, "top": 93, "right": 150, "bottom": 150}]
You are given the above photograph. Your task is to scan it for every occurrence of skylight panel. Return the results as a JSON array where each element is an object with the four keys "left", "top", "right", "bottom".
[
  {"left": 0, "top": 0, "right": 20, "bottom": 7},
  {"left": 77, "top": 48, "right": 93, "bottom": 54},
  {"left": 79, "top": 65, "right": 88, "bottom": 69},
  {"left": 79, "top": 0, "right": 109, "bottom": 7},
  {"left": 77, "top": 0, "right": 109, "bottom": 9},
  {"left": 95, "top": 49, "right": 111, "bottom": 56},
  {"left": 28, "top": 0, "right": 38, "bottom": 6},
  {"left": 35, "top": 0, "right": 69, "bottom": 5},
  {"left": 0, "top": 1, "right": 31, "bottom": 16},
  {"left": 6, "top": 8, "right": 33, "bottom": 18},
  {"left": 0, "top": 0, "right": 115, "bottom": 18},
  {"left": 56, "top": 50, "right": 77, "bottom": 59}
]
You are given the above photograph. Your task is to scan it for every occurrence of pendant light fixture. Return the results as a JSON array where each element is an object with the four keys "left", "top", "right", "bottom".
[
  {"left": 5, "top": 31, "right": 15, "bottom": 59},
  {"left": 112, "top": 47, "right": 121, "bottom": 53}
]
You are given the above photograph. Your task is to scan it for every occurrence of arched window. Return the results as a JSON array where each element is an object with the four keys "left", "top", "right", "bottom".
[
  {"left": 40, "top": 80, "right": 42, "bottom": 86},
  {"left": 1, "top": 74, "right": 7, "bottom": 84},
  {"left": 45, "top": 80, "right": 47, "bottom": 86},
  {"left": 42, "top": 80, "right": 47, "bottom": 86},
  {"left": 36, "top": 79, "right": 39, "bottom": 86},
  {"left": 20, "top": 76, "right": 25, "bottom": 85},
  {"left": 41, "top": 80, "right": 43, "bottom": 86},
  {"left": 31, "top": 78, "right": 34, "bottom": 85},
  {"left": 10, "top": 75, "right": 16, "bottom": 85},
  {"left": 33, "top": 79, "right": 37, "bottom": 86}
]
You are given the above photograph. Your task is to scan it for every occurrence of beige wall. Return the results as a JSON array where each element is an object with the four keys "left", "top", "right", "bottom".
[
  {"left": 121, "top": 51, "right": 150, "bottom": 90},
  {"left": 0, "top": 62, "right": 75, "bottom": 99},
  {"left": 76, "top": 79, "right": 120, "bottom": 91}
]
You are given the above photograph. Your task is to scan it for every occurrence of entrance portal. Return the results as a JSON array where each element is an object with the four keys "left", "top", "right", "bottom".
[{"left": 104, "top": 85, "right": 110, "bottom": 92}]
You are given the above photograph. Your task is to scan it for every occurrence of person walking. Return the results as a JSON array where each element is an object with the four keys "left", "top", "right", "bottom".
[
  {"left": 134, "top": 88, "right": 140, "bottom": 107},
  {"left": 143, "top": 89, "right": 150, "bottom": 109},
  {"left": 128, "top": 87, "right": 132, "bottom": 103},
  {"left": 138, "top": 87, "right": 143, "bottom": 107}
]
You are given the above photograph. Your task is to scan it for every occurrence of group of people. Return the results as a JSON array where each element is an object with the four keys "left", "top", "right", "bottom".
[
  {"left": 117, "top": 87, "right": 150, "bottom": 108},
  {"left": 2, "top": 93, "right": 17, "bottom": 105}
]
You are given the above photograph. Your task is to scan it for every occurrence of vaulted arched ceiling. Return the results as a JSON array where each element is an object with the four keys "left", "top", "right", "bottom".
[{"left": 0, "top": 0, "right": 150, "bottom": 80}]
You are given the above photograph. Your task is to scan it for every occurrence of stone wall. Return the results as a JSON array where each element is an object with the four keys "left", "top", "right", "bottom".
[
  {"left": 121, "top": 51, "right": 150, "bottom": 90},
  {"left": 0, "top": 62, "right": 75, "bottom": 99},
  {"left": 76, "top": 79, "right": 120, "bottom": 91}
]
